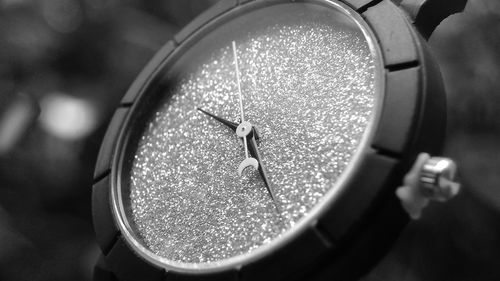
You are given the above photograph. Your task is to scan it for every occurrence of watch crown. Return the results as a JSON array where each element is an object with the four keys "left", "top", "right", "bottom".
[
  {"left": 396, "top": 153, "right": 460, "bottom": 219},
  {"left": 419, "top": 157, "right": 459, "bottom": 202}
]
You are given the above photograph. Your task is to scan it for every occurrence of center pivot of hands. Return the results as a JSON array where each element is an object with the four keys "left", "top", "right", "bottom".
[{"left": 236, "top": 121, "right": 253, "bottom": 137}]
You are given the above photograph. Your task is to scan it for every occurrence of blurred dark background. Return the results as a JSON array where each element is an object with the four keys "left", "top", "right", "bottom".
[{"left": 0, "top": 0, "right": 498, "bottom": 280}]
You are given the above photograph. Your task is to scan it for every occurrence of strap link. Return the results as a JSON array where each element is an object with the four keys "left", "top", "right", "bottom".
[{"left": 399, "top": 0, "right": 468, "bottom": 39}]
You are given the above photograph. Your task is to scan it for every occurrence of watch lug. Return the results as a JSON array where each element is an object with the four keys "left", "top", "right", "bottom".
[{"left": 399, "top": 0, "right": 467, "bottom": 39}]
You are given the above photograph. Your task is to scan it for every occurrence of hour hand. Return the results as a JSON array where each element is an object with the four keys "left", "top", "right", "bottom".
[{"left": 197, "top": 107, "right": 238, "bottom": 132}]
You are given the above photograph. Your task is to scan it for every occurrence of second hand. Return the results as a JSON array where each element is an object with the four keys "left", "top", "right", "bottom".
[
  {"left": 231, "top": 41, "right": 280, "bottom": 211},
  {"left": 233, "top": 41, "right": 259, "bottom": 176},
  {"left": 233, "top": 41, "right": 246, "bottom": 124}
]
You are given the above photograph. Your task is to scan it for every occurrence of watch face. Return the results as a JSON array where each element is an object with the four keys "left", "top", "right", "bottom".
[{"left": 114, "top": 0, "right": 383, "bottom": 271}]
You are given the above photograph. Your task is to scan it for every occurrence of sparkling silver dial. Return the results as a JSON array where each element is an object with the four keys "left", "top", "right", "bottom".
[{"left": 118, "top": 1, "right": 382, "bottom": 269}]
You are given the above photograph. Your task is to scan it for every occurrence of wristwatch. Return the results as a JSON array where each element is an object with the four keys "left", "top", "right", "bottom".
[{"left": 91, "top": 0, "right": 467, "bottom": 280}]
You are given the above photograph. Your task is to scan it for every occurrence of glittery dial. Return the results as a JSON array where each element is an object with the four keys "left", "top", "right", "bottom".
[{"left": 122, "top": 2, "right": 381, "bottom": 268}]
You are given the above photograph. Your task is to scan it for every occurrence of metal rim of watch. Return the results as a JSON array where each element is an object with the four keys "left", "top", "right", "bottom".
[{"left": 92, "top": 0, "right": 455, "bottom": 280}]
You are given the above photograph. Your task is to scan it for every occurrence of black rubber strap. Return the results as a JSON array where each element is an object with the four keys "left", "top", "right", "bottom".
[
  {"left": 93, "top": 255, "right": 119, "bottom": 281},
  {"left": 399, "top": 0, "right": 468, "bottom": 39}
]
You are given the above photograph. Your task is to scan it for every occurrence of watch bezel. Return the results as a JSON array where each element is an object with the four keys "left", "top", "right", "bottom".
[{"left": 116, "top": 0, "right": 386, "bottom": 272}]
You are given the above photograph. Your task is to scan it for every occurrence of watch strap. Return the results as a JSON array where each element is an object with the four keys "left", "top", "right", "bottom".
[
  {"left": 93, "top": 254, "right": 119, "bottom": 281},
  {"left": 399, "top": 0, "right": 468, "bottom": 39}
]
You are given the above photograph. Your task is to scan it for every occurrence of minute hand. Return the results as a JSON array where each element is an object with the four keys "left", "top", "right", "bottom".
[{"left": 247, "top": 129, "right": 276, "bottom": 201}]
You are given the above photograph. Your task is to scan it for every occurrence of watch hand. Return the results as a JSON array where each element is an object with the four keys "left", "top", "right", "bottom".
[
  {"left": 233, "top": 41, "right": 246, "bottom": 124},
  {"left": 247, "top": 129, "right": 276, "bottom": 201},
  {"left": 232, "top": 41, "right": 260, "bottom": 177},
  {"left": 232, "top": 41, "right": 277, "bottom": 204},
  {"left": 198, "top": 106, "right": 276, "bottom": 200},
  {"left": 197, "top": 107, "right": 238, "bottom": 132}
]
